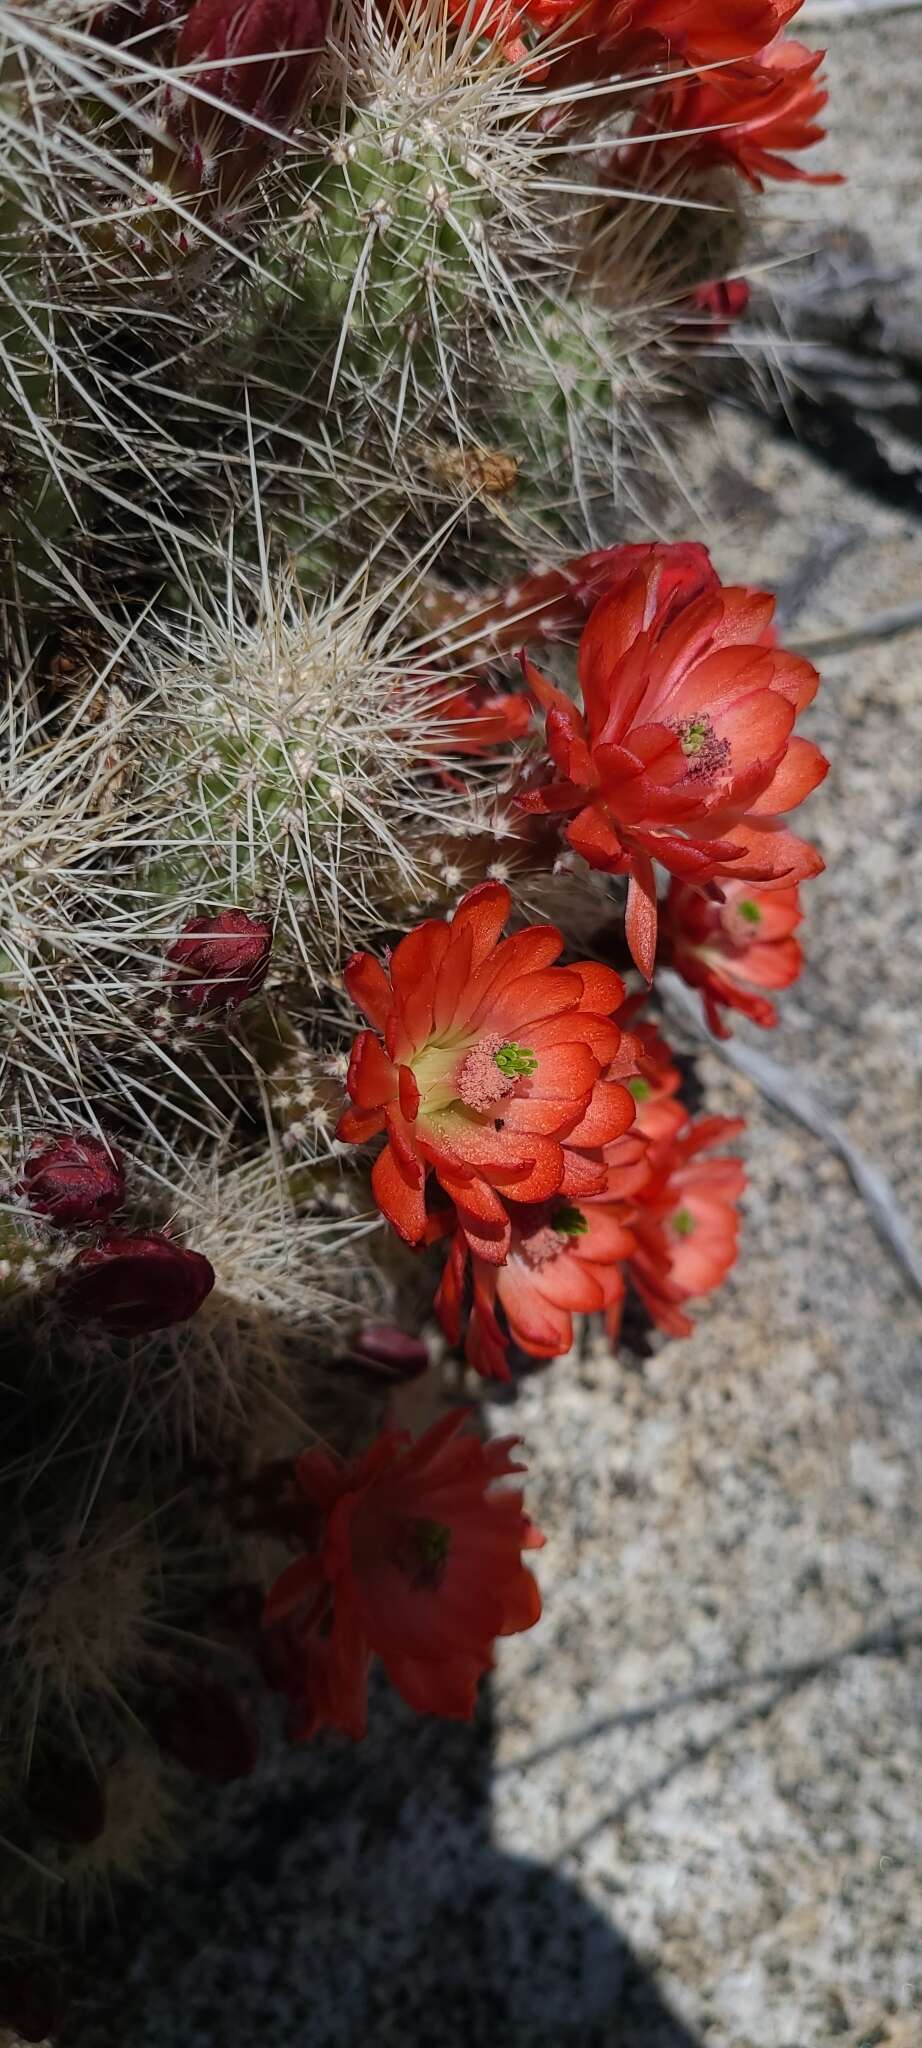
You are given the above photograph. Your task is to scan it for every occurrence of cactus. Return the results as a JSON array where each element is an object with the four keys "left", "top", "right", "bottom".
[{"left": 0, "top": 0, "right": 840, "bottom": 1994}]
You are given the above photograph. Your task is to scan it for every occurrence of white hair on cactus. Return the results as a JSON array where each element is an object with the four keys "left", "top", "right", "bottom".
[{"left": 129, "top": 551, "right": 491, "bottom": 983}]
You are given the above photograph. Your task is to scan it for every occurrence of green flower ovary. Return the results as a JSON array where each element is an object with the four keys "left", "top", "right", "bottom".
[
  {"left": 628, "top": 1076, "right": 651, "bottom": 1101},
  {"left": 672, "top": 1206, "right": 695, "bottom": 1236},
  {"left": 396, "top": 1516, "right": 452, "bottom": 1591},
  {"left": 553, "top": 1203, "right": 588, "bottom": 1237},
  {"left": 494, "top": 1042, "right": 538, "bottom": 1079},
  {"left": 738, "top": 898, "right": 762, "bottom": 925}
]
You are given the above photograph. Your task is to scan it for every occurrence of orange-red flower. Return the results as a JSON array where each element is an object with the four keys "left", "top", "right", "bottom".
[
  {"left": 427, "top": 677, "right": 532, "bottom": 755},
  {"left": 663, "top": 875, "right": 803, "bottom": 1035},
  {"left": 430, "top": 540, "right": 718, "bottom": 666},
  {"left": 530, "top": 0, "right": 801, "bottom": 70},
  {"left": 517, "top": 543, "right": 827, "bottom": 978},
  {"left": 625, "top": 39, "right": 842, "bottom": 191},
  {"left": 436, "top": 1170, "right": 639, "bottom": 1379},
  {"left": 262, "top": 1409, "right": 542, "bottom": 1737},
  {"left": 335, "top": 881, "right": 636, "bottom": 1262},
  {"left": 619, "top": 1006, "right": 686, "bottom": 1140},
  {"left": 615, "top": 1113, "right": 745, "bottom": 1337},
  {"left": 447, "top": 0, "right": 801, "bottom": 82}
]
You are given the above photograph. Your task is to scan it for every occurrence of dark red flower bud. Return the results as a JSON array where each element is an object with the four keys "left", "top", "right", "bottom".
[
  {"left": 26, "top": 1750, "right": 106, "bottom": 1845},
  {"left": 147, "top": 1683, "right": 260, "bottom": 1782},
  {"left": 351, "top": 1321, "right": 430, "bottom": 1382},
  {"left": 161, "top": 0, "right": 329, "bottom": 204},
  {"left": 693, "top": 278, "right": 751, "bottom": 323},
  {"left": 166, "top": 908, "right": 273, "bottom": 1018},
  {"left": 18, "top": 1133, "right": 126, "bottom": 1230},
  {"left": 90, "top": 0, "right": 182, "bottom": 45},
  {"left": 675, "top": 277, "right": 751, "bottom": 344},
  {"left": 0, "top": 1957, "right": 75, "bottom": 2045},
  {"left": 58, "top": 1231, "right": 215, "bottom": 1336}
]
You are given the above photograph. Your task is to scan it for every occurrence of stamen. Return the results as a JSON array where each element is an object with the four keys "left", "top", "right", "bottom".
[
  {"left": 457, "top": 1032, "right": 531, "bottom": 1112},
  {"left": 672, "top": 713, "right": 731, "bottom": 782}
]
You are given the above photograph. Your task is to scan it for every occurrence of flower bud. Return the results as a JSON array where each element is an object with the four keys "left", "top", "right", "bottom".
[
  {"left": 351, "top": 1321, "right": 430, "bottom": 1382},
  {"left": 147, "top": 1683, "right": 260, "bottom": 1781},
  {"left": 26, "top": 1749, "right": 106, "bottom": 1845},
  {"left": 159, "top": 0, "right": 329, "bottom": 206},
  {"left": 58, "top": 1231, "right": 215, "bottom": 1336},
  {"left": 166, "top": 908, "right": 273, "bottom": 1018},
  {"left": 18, "top": 1132, "right": 126, "bottom": 1230},
  {"left": 90, "top": 0, "right": 182, "bottom": 45}
]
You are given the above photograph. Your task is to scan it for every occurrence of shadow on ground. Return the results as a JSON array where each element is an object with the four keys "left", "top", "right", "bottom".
[{"left": 71, "top": 1679, "right": 701, "bottom": 2048}]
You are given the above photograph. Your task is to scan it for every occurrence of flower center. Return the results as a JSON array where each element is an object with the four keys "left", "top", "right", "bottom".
[
  {"left": 393, "top": 1516, "right": 452, "bottom": 1591},
  {"left": 519, "top": 1202, "right": 587, "bottom": 1266},
  {"left": 628, "top": 1076, "right": 651, "bottom": 1101},
  {"left": 671, "top": 1206, "right": 695, "bottom": 1236},
  {"left": 456, "top": 1033, "right": 536, "bottom": 1113},
  {"left": 723, "top": 895, "right": 762, "bottom": 947},
  {"left": 672, "top": 713, "right": 731, "bottom": 782}
]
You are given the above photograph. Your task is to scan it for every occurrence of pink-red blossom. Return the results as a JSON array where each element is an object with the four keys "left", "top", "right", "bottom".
[
  {"left": 262, "top": 1409, "right": 542, "bottom": 1737},
  {"left": 518, "top": 543, "right": 827, "bottom": 978}
]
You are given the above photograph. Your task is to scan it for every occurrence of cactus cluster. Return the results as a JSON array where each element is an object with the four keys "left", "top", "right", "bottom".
[{"left": 0, "top": 0, "right": 838, "bottom": 2027}]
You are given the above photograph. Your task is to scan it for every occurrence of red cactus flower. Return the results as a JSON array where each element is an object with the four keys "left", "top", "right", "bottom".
[
  {"left": 517, "top": 543, "right": 827, "bottom": 978},
  {"left": 425, "top": 677, "right": 532, "bottom": 755},
  {"left": 59, "top": 1231, "right": 215, "bottom": 1336},
  {"left": 531, "top": 0, "right": 801, "bottom": 67},
  {"left": 335, "top": 881, "right": 636, "bottom": 1263},
  {"left": 662, "top": 876, "right": 803, "bottom": 1035},
  {"left": 167, "top": 908, "right": 273, "bottom": 1017},
  {"left": 619, "top": 1007, "right": 687, "bottom": 1141},
  {"left": 158, "top": 0, "right": 328, "bottom": 204},
  {"left": 436, "top": 1162, "right": 640, "bottom": 1378},
  {"left": 674, "top": 277, "right": 751, "bottom": 345},
  {"left": 615, "top": 1114, "right": 746, "bottom": 1338},
  {"left": 90, "top": 0, "right": 181, "bottom": 45},
  {"left": 262, "top": 1408, "right": 542, "bottom": 1737},
  {"left": 17, "top": 1132, "right": 125, "bottom": 1229},
  {"left": 625, "top": 40, "right": 842, "bottom": 192},
  {"left": 429, "top": 540, "right": 718, "bottom": 666}
]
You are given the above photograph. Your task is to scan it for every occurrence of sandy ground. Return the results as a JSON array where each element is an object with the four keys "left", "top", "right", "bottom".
[{"left": 69, "top": 18, "right": 922, "bottom": 2048}]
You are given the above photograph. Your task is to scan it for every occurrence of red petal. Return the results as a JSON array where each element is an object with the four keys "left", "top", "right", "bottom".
[
  {"left": 344, "top": 952, "right": 392, "bottom": 1031},
  {"left": 398, "top": 1064, "right": 420, "bottom": 1121},
  {"left": 346, "top": 1030, "right": 395, "bottom": 1110},
  {"left": 371, "top": 1143, "right": 427, "bottom": 1245},
  {"left": 625, "top": 860, "right": 658, "bottom": 981}
]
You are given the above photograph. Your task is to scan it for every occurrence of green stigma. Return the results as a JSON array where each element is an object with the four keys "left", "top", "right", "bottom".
[
  {"left": 628, "top": 1077, "right": 651, "bottom": 1101},
  {"left": 495, "top": 1041, "right": 538, "bottom": 1079},
  {"left": 672, "top": 1207, "right": 696, "bottom": 1237},
  {"left": 679, "top": 715, "right": 710, "bottom": 757},
  {"left": 738, "top": 898, "right": 762, "bottom": 925},
  {"left": 397, "top": 1517, "right": 452, "bottom": 1591},
  {"left": 553, "top": 1203, "right": 589, "bottom": 1237}
]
